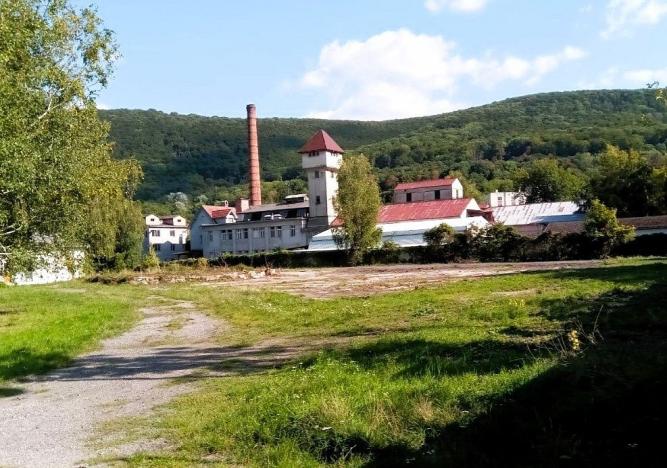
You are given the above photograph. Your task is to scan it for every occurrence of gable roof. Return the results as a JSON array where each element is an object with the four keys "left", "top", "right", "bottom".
[
  {"left": 394, "top": 177, "right": 457, "bottom": 191},
  {"left": 201, "top": 205, "right": 234, "bottom": 220},
  {"left": 298, "top": 129, "right": 344, "bottom": 154},
  {"left": 379, "top": 198, "right": 475, "bottom": 223}
]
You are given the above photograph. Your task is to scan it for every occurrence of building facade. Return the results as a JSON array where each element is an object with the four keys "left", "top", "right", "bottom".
[
  {"left": 392, "top": 178, "right": 464, "bottom": 203},
  {"left": 144, "top": 214, "right": 189, "bottom": 261}
]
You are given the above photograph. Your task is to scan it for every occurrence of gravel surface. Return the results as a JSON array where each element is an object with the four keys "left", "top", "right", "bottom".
[
  {"left": 211, "top": 260, "right": 607, "bottom": 298},
  {"left": 0, "top": 300, "right": 227, "bottom": 467}
]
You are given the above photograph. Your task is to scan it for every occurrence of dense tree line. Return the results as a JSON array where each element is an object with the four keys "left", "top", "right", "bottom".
[{"left": 104, "top": 89, "right": 667, "bottom": 218}]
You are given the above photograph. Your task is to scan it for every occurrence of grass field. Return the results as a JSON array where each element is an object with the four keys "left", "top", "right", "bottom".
[
  {"left": 125, "top": 259, "right": 667, "bottom": 467},
  {"left": 0, "top": 284, "right": 142, "bottom": 394}
]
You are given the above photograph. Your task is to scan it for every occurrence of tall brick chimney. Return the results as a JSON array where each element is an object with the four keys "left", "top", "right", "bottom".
[{"left": 246, "top": 104, "right": 262, "bottom": 206}]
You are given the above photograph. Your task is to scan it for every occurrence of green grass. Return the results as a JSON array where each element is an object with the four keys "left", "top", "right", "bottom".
[
  {"left": 0, "top": 283, "right": 142, "bottom": 385},
  {"left": 122, "top": 260, "right": 667, "bottom": 467}
]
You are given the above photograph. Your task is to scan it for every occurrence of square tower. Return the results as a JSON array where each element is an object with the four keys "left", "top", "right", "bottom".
[{"left": 299, "top": 130, "right": 344, "bottom": 232}]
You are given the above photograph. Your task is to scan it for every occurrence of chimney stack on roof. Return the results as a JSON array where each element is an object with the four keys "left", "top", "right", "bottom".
[{"left": 246, "top": 104, "right": 262, "bottom": 206}]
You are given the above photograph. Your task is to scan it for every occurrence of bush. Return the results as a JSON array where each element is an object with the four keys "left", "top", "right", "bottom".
[{"left": 142, "top": 248, "right": 160, "bottom": 271}]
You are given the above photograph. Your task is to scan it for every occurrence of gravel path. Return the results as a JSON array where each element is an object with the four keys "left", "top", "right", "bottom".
[{"left": 0, "top": 299, "right": 289, "bottom": 467}]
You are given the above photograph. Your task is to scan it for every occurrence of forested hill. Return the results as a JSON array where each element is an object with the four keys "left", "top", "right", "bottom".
[
  {"left": 101, "top": 109, "right": 431, "bottom": 200},
  {"left": 101, "top": 89, "right": 667, "bottom": 201}
]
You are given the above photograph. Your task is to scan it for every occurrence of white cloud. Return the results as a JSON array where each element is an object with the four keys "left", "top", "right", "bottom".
[
  {"left": 424, "top": 0, "right": 488, "bottom": 13},
  {"left": 299, "top": 29, "right": 586, "bottom": 120},
  {"left": 578, "top": 67, "right": 621, "bottom": 89},
  {"left": 601, "top": 0, "right": 667, "bottom": 38},
  {"left": 624, "top": 67, "right": 667, "bottom": 84}
]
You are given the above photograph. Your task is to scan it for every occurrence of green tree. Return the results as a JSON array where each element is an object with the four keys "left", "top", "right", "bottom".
[
  {"left": 333, "top": 154, "right": 382, "bottom": 264},
  {"left": 0, "top": 0, "right": 142, "bottom": 274},
  {"left": 584, "top": 200, "right": 634, "bottom": 257},
  {"left": 423, "top": 223, "right": 455, "bottom": 246},
  {"left": 590, "top": 146, "right": 658, "bottom": 216},
  {"left": 515, "top": 158, "right": 585, "bottom": 203}
]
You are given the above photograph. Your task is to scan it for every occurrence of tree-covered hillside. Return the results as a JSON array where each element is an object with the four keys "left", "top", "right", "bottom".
[
  {"left": 102, "top": 89, "right": 667, "bottom": 209},
  {"left": 101, "top": 109, "right": 431, "bottom": 200}
]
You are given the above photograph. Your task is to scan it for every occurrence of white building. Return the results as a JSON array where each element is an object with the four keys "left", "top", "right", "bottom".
[
  {"left": 190, "top": 204, "right": 238, "bottom": 254},
  {"left": 310, "top": 177, "right": 488, "bottom": 250},
  {"left": 201, "top": 195, "right": 310, "bottom": 257},
  {"left": 144, "top": 214, "right": 189, "bottom": 261},
  {"left": 198, "top": 129, "right": 345, "bottom": 257},
  {"left": 487, "top": 190, "right": 526, "bottom": 208},
  {"left": 299, "top": 130, "right": 343, "bottom": 232}
]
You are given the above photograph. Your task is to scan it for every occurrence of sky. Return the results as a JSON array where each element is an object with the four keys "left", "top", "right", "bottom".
[{"left": 83, "top": 0, "right": 667, "bottom": 120}]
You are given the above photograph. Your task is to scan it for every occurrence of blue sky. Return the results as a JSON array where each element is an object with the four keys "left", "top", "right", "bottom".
[{"left": 86, "top": 0, "right": 667, "bottom": 120}]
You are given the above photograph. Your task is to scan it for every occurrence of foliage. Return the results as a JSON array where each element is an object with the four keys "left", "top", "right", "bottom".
[
  {"left": 471, "top": 224, "right": 525, "bottom": 261},
  {"left": 589, "top": 146, "right": 663, "bottom": 216},
  {"left": 584, "top": 200, "right": 635, "bottom": 257},
  {"left": 134, "top": 261, "right": 667, "bottom": 466},
  {"left": 423, "top": 223, "right": 455, "bottom": 246},
  {"left": 333, "top": 154, "right": 382, "bottom": 264},
  {"left": 515, "top": 158, "right": 585, "bottom": 203},
  {"left": 0, "top": 0, "right": 142, "bottom": 274},
  {"left": 101, "top": 90, "right": 667, "bottom": 216},
  {"left": 142, "top": 247, "right": 161, "bottom": 271},
  {"left": 0, "top": 283, "right": 139, "bottom": 382}
]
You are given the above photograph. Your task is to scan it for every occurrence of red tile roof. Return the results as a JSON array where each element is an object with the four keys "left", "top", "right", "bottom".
[
  {"left": 379, "top": 199, "right": 473, "bottom": 223},
  {"left": 394, "top": 177, "right": 456, "bottom": 191},
  {"left": 201, "top": 205, "right": 234, "bottom": 220},
  {"left": 298, "top": 129, "right": 344, "bottom": 154}
]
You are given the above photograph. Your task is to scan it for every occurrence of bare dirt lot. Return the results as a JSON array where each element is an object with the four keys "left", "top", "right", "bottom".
[{"left": 211, "top": 260, "right": 607, "bottom": 298}]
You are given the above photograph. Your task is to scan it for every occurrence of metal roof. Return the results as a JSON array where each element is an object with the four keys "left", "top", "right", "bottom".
[
  {"left": 394, "top": 177, "right": 456, "bottom": 191},
  {"left": 242, "top": 200, "right": 310, "bottom": 213},
  {"left": 492, "top": 202, "right": 583, "bottom": 226},
  {"left": 378, "top": 198, "right": 477, "bottom": 223}
]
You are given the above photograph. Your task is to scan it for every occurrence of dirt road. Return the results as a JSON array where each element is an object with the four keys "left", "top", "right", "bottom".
[{"left": 0, "top": 299, "right": 296, "bottom": 467}]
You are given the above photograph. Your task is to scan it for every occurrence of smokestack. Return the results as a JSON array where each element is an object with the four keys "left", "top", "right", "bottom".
[{"left": 246, "top": 104, "right": 262, "bottom": 206}]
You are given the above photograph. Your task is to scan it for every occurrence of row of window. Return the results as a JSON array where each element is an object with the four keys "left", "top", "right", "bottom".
[
  {"left": 313, "top": 170, "right": 335, "bottom": 179},
  {"left": 154, "top": 244, "right": 180, "bottom": 252},
  {"left": 404, "top": 189, "right": 460, "bottom": 202},
  {"left": 149, "top": 229, "right": 180, "bottom": 237},
  {"left": 207, "top": 225, "right": 298, "bottom": 243}
]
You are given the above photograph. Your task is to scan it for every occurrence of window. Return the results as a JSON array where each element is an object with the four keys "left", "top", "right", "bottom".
[
  {"left": 270, "top": 226, "right": 276, "bottom": 238},
  {"left": 151, "top": 229, "right": 160, "bottom": 237},
  {"left": 171, "top": 244, "right": 176, "bottom": 251},
  {"left": 316, "top": 195, "right": 321, "bottom": 205},
  {"left": 434, "top": 190, "right": 441, "bottom": 200},
  {"left": 155, "top": 244, "right": 161, "bottom": 251},
  {"left": 314, "top": 171, "right": 320, "bottom": 179},
  {"left": 276, "top": 226, "right": 282, "bottom": 238},
  {"left": 243, "top": 228, "right": 249, "bottom": 239},
  {"left": 252, "top": 228, "right": 265, "bottom": 239},
  {"left": 170, "top": 230, "right": 176, "bottom": 237},
  {"left": 406, "top": 193, "right": 412, "bottom": 202},
  {"left": 290, "top": 225, "right": 296, "bottom": 237},
  {"left": 236, "top": 229, "right": 243, "bottom": 239},
  {"left": 227, "top": 230, "right": 233, "bottom": 240},
  {"left": 497, "top": 196, "right": 503, "bottom": 206}
]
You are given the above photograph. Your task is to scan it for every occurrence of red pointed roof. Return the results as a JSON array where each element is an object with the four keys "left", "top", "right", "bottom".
[
  {"left": 201, "top": 205, "right": 234, "bottom": 220},
  {"left": 298, "top": 129, "right": 344, "bottom": 154}
]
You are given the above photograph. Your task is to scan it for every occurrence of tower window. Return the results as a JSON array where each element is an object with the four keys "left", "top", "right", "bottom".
[
  {"left": 434, "top": 190, "right": 441, "bottom": 200},
  {"left": 406, "top": 193, "right": 412, "bottom": 202},
  {"left": 316, "top": 196, "right": 321, "bottom": 205}
]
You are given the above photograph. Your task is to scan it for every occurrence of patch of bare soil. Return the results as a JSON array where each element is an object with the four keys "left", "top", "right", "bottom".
[
  {"left": 207, "top": 260, "right": 605, "bottom": 298},
  {"left": 0, "top": 300, "right": 299, "bottom": 467}
]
